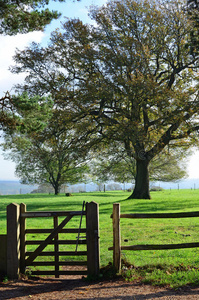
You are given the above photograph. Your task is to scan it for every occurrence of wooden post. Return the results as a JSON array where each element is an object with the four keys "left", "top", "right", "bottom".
[
  {"left": 113, "top": 203, "right": 121, "bottom": 273},
  {"left": 20, "top": 203, "right": 26, "bottom": 274},
  {"left": 54, "top": 216, "right": 59, "bottom": 278},
  {"left": 86, "top": 201, "right": 100, "bottom": 278},
  {"left": 7, "top": 203, "right": 20, "bottom": 279},
  {"left": 0, "top": 235, "right": 7, "bottom": 275}
]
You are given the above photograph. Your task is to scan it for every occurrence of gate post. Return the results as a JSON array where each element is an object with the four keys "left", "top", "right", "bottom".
[
  {"left": 7, "top": 203, "right": 20, "bottom": 279},
  {"left": 20, "top": 203, "right": 26, "bottom": 274},
  {"left": 113, "top": 203, "right": 121, "bottom": 273},
  {"left": 86, "top": 201, "right": 100, "bottom": 278}
]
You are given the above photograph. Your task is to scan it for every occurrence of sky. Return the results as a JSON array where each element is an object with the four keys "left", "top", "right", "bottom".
[{"left": 0, "top": 0, "right": 199, "bottom": 181}]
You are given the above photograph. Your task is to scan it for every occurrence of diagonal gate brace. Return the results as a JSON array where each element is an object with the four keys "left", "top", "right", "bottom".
[{"left": 26, "top": 214, "right": 72, "bottom": 266}]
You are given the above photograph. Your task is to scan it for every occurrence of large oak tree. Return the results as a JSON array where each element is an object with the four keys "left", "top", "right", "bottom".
[{"left": 11, "top": 0, "right": 199, "bottom": 199}]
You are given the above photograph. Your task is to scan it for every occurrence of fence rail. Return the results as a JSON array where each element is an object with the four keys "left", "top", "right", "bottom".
[
  {"left": 109, "top": 203, "right": 199, "bottom": 273},
  {"left": 115, "top": 211, "right": 199, "bottom": 219}
]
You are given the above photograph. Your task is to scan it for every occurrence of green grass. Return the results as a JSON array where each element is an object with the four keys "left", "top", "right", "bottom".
[{"left": 1, "top": 189, "right": 199, "bottom": 287}]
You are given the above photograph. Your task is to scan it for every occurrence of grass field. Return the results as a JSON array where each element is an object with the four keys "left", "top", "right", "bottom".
[{"left": 1, "top": 189, "right": 199, "bottom": 287}]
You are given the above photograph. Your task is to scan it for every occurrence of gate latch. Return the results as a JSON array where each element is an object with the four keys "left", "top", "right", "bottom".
[{"left": 75, "top": 201, "right": 86, "bottom": 252}]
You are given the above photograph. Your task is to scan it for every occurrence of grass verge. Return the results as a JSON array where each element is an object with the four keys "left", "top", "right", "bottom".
[{"left": 1, "top": 189, "right": 199, "bottom": 287}]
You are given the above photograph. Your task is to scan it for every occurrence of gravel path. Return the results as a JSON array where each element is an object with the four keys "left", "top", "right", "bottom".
[{"left": 1, "top": 277, "right": 199, "bottom": 300}]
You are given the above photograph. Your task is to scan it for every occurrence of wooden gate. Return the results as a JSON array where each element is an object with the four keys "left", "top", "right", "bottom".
[{"left": 6, "top": 201, "right": 100, "bottom": 279}]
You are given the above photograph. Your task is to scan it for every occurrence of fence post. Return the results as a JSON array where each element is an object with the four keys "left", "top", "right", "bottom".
[
  {"left": 7, "top": 203, "right": 20, "bottom": 279},
  {"left": 86, "top": 201, "right": 100, "bottom": 278},
  {"left": 20, "top": 203, "right": 26, "bottom": 274},
  {"left": 113, "top": 203, "right": 121, "bottom": 273}
]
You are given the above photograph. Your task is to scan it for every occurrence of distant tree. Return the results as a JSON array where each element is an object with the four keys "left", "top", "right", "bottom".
[
  {"left": 31, "top": 183, "right": 68, "bottom": 193},
  {"left": 149, "top": 147, "right": 189, "bottom": 182},
  {"left": 91, "top": 144, "right": 189, "bottom": 185},
  {"left": 107, "top": 183, "right": 122, "bottom": 191},
  {"left": 31, "top": 183, "right": 55, "bottom": 194},
  {"left": 90, "top": 146, "right": 136, "bottom": 184},
  {"left": 2, "top": 94, "right": 88, "bottom": 195}
]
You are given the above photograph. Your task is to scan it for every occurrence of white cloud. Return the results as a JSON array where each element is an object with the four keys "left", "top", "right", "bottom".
[
  {"left": 188, "top": 150, "right": 199, "bottom": 179},
  {"left": 0, "top": 31, "right": 45, "bottom": 180},
  {"left": 0, "top": 31, "right": 44, "bottom": 96}
]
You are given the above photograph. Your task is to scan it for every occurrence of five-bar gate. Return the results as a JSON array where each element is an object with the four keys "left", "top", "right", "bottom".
[{"left": 6, "top": 201, "right": 100, "bottom": 279}]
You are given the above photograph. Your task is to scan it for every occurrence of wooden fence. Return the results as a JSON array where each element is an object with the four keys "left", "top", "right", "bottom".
[
  {"left": 6, "top": 201, "right": 100, "bottom": 279},
  {"left": 109, "top": 203, "right": 199, "bottom": 273}
]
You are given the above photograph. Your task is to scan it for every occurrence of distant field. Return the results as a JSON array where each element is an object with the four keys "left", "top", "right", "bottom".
[{"left": 1, "top": 189, "right": 199, "bottom": 287}]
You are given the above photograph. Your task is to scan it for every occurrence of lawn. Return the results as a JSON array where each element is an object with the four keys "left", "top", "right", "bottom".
[{"left": 1, "top": 189, "right": 199, "bottom": 287}]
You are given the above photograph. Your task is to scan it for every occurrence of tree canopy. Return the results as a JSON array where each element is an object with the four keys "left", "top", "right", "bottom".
[
  {"left": 0, "top": 0, "right": 80, "bottom": 35},
  {"left": 0, "top": 0, "right": 81, "bottom": 132},
  {"left": 10, "top": 0, "right": 199, "bottom": 199},
  {"left": 2, "top": 94, "right": 88, "bottom": 194}
]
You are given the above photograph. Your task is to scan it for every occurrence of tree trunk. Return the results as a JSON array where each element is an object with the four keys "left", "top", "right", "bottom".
[
  {"left": 54, "top": 184, "right": 60, "bottom": 195},
  {"left": 128, "top": 159, "right": 151, "bottom": 199}
]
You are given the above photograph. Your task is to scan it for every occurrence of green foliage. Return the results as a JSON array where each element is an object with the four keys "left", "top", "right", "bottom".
[
  {"left": 0, "top": 92, "right": 53, "bottom": 134},
  {"left": 2, "top": 94, "right": 88, "bottom": 194},
  {"left": 0, "top": 0, "right": 81, "bottom": 35},
  {"left": 2, "top": 276, "right": 8, "bottom": 283},
  {"left": 10, "top": 0, "right": 199, "bottom": 199},
  {"left": 0, "top": 0, "right": 80, "bottom": 132}
]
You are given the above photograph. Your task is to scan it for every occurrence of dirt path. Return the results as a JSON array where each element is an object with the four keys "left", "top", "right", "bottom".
[{"left": 1, "top": 277, "right": 199, "bottom": 300}]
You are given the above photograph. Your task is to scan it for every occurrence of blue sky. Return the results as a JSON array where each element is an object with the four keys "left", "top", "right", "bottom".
[
  {"left": 42, "top": 0, "right": 108, "bottom": 45},
  {"left": 0, "top": 0, "right": 199, "bottom": 180},
  {"left": 0, "top": 0, "right": 107, "bottom": 180}
]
